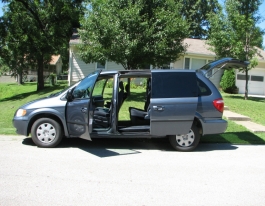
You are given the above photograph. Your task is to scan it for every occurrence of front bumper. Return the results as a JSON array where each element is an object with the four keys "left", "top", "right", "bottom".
[
  {"left": 12, "top": 117, "right": 29, "bottom": 136},
  {"left": 201, "top": 119, "right": 228, "bottom": 135}
]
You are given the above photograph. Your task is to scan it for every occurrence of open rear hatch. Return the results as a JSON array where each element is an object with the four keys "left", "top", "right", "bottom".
[{"left": 197, "top": 57, "right": 249, "bottom": 78}]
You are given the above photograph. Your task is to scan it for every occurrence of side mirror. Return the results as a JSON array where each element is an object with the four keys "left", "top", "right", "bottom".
[{"left": 66, "top": 88, "right": 74, "bottom": 101}]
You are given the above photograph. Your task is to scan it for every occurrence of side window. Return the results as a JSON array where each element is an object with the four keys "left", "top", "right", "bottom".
[
  {"left": 93, "top": 79, "right": 107, "bottom": 96},
  {"left": 73, "top": 71, "right": 99, "bottom": 99},
  {"left": 152, "top": 72, "right": 198, "bottom": 98},
  {"left": 197, "top": 78, "right": 212, "bottom": 96}
]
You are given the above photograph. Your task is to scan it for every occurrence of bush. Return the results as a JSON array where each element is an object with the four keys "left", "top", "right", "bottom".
[{"left": 220, "top": 69, "right": 238, "bottom": 94}]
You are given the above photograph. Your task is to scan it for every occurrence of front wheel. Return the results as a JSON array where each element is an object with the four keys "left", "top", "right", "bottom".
[
  {"left": 169, "top": 124, "right": 200, "bottom": 152},
  {"left": 31, "top": 118, "right": 63, "bottom": 148}
]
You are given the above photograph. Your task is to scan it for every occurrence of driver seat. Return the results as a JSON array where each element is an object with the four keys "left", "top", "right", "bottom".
[{"left": 93, "top": 81, "right": 125, "bottom": 128}]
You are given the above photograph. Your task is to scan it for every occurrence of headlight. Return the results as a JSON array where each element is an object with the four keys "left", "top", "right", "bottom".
[{"left": 16, "top": 109, "right": 27, "bottom": 117}]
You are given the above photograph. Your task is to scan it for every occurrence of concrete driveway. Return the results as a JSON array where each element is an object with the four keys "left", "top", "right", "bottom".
[{"left": 0, "top": 135, "right": 265, "bottom": 206}]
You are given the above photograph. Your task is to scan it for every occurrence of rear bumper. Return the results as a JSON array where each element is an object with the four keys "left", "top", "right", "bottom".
[{"left": 201, "top": 119, "right": 228, "bottom": 135}]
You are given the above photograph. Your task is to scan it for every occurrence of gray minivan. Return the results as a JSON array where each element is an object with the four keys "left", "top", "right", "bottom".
[{"left": 13, "top": 58, "right": 248, "bottom": 151}]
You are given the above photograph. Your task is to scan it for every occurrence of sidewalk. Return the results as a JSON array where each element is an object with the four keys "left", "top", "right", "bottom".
[{"left": 223, "top": 106, "right": 265, "bottom": 133}]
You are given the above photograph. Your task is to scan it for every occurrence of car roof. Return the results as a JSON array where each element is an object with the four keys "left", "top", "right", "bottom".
[{"left": 100, "top": 69, "right": 195, "bottom": 78}]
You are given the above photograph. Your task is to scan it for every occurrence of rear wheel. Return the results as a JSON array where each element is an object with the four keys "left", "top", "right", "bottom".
[
  {"left": 169, "top": 124, "right": 200, "bottom": 152},
  {"left": 31, "top": 118, "right": 63, "bottom": 148}
]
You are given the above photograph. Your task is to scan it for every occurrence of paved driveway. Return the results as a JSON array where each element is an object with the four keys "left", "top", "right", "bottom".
[{"left": 1, "top": 135, "right": 265, "bottom": 206}]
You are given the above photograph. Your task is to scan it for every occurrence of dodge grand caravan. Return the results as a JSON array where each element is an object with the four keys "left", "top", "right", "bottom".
[{"left": 13, "top": 58, "right": 248, "bottom": 151}]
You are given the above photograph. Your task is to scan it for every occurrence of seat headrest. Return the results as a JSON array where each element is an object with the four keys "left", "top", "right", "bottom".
[
  {"left": 119, "top": 81, "right": 124, "bottom": 91},
  {"left": 125, "top": 84, "right": 129, "bottom": 93}
]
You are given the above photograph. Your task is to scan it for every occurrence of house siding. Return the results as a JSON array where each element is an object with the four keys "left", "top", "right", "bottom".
[
  {"left": 173, "top": 57, "right": 184, "bottom": 69},
  {"left": 71, "top": 55, "right": 95, "bottom": 83},
  {"left": 107, "top": 62, "right": 124, "bottom": 70}
]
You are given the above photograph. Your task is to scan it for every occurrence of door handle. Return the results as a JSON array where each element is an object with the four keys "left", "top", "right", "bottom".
[
  {"left": 153, "top": 106, "right": 164, "bottom": 111},
  {"left": 81, "top": 107, "right": 87, "bottom": 113}
]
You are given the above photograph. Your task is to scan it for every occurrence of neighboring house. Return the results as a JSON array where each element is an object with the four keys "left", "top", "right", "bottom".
[
  {"left": 236, "top": 48, "right": 265, "bottom": 95},
  {"left": 0, "top": 55, "right": 63, "bottom": 83},
  {"left": 69, "top": 33, "right": 265, "bottom": 95},
  {"left": 27, "top": 55, "right": 63, "bottom": 81},
  {"left": 49, "top": 55, "right": 63, "bottom": 75}
]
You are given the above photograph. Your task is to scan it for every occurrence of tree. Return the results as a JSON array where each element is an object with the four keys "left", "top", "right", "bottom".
[
  {"left": 207, "top": 0, "right": 263, "bottom": 99},
  {"left": 0, "top": 0, "right": 84, "bottom": 90},
  {"left": 179, "top": 0, "right": 221, "bottom": 39},
  {"left": 0, "top": 9, "right": 32, "bottom": 84},
  {"left": 220, "top": 69, "right": 237, "bottom": 93},
  {"left": 78, "top": 0, "right": 189, "bottom": 70}
]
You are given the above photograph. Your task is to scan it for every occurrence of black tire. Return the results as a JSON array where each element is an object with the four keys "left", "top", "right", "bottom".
[
  {"left": 31, "top": 118, "right": 63, "bottom": 148},
  {"left": 169, "top": 124, "right": 200, "bottom": 152}
]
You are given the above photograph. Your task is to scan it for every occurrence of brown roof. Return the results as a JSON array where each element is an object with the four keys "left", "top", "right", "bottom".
[
  {"left": 50, "top": 55, "right": 61, "bottom": 65},
  {"left": 184, "top": 38, "right": 215, "bottom": 56}
]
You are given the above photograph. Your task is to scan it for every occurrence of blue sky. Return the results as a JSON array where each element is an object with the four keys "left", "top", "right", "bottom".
[{"left": 0, "top": 1, "right": 264, "bottom": 47}]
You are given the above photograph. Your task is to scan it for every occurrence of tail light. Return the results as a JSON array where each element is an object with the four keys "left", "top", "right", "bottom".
[{"left": 213, "top": 98, "right": 224, "bottom": 113}]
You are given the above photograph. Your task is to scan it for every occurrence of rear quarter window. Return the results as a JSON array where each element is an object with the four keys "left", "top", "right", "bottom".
[{"left": 197, "top": 78, "right": 212, "bottom": 96}]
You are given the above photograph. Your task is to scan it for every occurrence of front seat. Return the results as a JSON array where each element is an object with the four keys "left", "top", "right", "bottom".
[
  {"left": 93, "top": 81, "right": 125, "bottom": 128},
  {"left": 117, "top": 81, "right": 125, "bottom": 112}
]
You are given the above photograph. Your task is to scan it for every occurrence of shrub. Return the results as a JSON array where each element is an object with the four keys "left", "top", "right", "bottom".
[{"left": 220, "top": 69, "right": 237, "bottom": 93}]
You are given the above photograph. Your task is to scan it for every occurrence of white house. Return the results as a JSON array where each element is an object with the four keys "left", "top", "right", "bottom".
[{"left": 68, "top": 33, "right": 265, "bottom": 95}]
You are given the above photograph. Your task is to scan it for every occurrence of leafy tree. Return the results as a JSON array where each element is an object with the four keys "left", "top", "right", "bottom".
[
  {"left": 207, "top": 0, "right": 263, "bottom": 99},
  {"left": 0, "top": 0, "right": 84, "bottom": 90},
  {"left": 220, "top": 69, "right": 237, "bottom": 93},
  {"left": 0, "top": 8, "right": 32, "bottom": 84},
  {"left": 78, "top": 0, "right": 189, "bottom": 70},
  {"left": 179, "top": 0, "right": 221, "bottom": 39}
]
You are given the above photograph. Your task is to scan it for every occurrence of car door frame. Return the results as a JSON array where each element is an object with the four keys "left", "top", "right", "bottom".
[{"left": 66, "top": 70, "right": 102, "bottom": 140}]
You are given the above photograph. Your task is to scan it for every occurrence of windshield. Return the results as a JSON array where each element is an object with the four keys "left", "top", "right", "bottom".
[
  {"left": 72, "top": 71, "right": 100, "bottom": 99},
  {"left": 48, "top": 81, "right": 80, "bottom": 98}
]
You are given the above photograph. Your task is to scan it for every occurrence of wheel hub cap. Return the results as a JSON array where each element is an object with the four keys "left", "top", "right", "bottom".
[
  {"left": 36, "top": 123, "right": 56, "bottom": 144},
  {"left": 176, "top": 129, "right": 195, "bottom": 147}
]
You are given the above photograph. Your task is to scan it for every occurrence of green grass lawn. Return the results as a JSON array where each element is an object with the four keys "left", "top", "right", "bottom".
[
  {"left": 222, "top": 92, "right": 265, "bottom": 126},
  {"left": 1, "top": 82, "right": 265, "bottom": 144},
  {"left": 0, "top": 82, "right": 68, "bottom": 135}
]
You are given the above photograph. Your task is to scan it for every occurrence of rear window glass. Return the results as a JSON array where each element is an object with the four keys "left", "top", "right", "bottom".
[
  {"left": 197, "top": 78, "right": 212, "bottom": 96},
  {"left": 151, "top": 72, "right": 198, "bottom": 98}
]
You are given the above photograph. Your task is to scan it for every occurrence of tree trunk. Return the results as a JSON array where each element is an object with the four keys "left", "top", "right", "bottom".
[
  {"left": 17, "top": 69, "right": 23, "bottom": 85},
  {"left": 37, "top": 56, "right": 45, "bottom": 91},
  {"left": 244, "top": 70, "right": 248, "bottom": 100}
]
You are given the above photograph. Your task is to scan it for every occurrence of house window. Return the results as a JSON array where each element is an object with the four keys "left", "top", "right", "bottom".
[
  {"left": 251, "top": 75, "right": 264, "bottom": 82},
  {"left": 184, "top": 58, "right": 190, "bottom": 69},
  {"left": 237, "top": 74, "right": 250, "bottom": 80},
  {"left": 184, "top": 58, "right": 209, "bottom": 70},
  {"left": 96, "top": 62, "right": 105, "bottom": 70}
]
